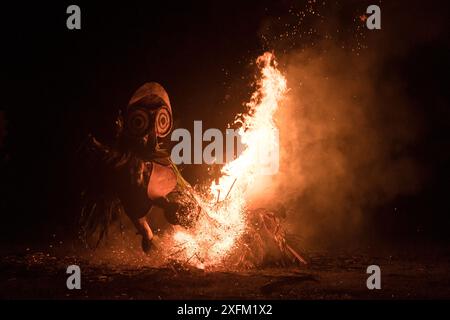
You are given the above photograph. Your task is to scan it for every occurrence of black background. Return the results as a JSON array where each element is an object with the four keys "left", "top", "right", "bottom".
[{"left": 1, "top": 0, "right": 450, "bottom": 248}]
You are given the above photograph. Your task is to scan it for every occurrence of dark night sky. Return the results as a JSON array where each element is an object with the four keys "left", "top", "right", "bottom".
[{"left": 1, "top": 1, "right": 450, "bottom": 246}]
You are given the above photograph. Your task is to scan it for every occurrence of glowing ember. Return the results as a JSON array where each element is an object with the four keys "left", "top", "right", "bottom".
[{"left": 169, "top": 52, "right": 287, "bottom": 268}]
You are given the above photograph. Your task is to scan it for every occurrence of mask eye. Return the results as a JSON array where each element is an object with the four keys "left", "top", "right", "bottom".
[
  {"left": 127, "top": 109, "right": 150, "bottom": 137},
  {"left": 155, "top": 106, "right": 172, "bottom": 138}
]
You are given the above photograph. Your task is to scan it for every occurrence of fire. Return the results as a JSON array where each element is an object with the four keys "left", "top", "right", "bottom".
[{"left": 170, "top": 52, "right": 287, "bottom": 268}]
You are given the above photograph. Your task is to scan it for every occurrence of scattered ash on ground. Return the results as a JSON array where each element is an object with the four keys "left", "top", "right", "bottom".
[{"left": 2, "top": 242, "right": 450, "bottom": 299}]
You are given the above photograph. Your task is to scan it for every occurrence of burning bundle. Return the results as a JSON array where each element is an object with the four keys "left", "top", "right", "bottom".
[{"left": 162, "top": 52, "right": 306, "bottom": 269}]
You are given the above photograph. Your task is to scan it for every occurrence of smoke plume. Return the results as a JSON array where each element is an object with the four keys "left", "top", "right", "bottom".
[{"left": 251, "top": 0, "right": 447, "bottom": 249}]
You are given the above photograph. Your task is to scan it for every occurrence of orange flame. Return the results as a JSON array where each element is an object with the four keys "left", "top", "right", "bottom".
[{"left": 170, "top": 52, "right": 287, "bottom": 268}]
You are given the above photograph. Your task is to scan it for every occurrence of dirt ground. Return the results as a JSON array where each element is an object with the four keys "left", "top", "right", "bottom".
[{"left": 2, "top": 243, "right": 450, "bottom": 300}]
